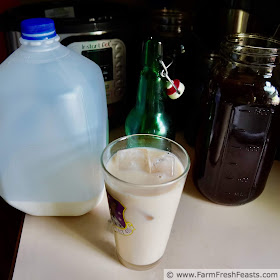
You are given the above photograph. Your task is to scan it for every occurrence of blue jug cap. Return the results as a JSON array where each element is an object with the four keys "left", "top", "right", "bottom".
[{"left": 21, "top": 18, "right": 56, "bottom": 40}]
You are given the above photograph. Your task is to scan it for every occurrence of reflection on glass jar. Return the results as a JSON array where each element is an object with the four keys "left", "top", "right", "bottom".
[{"left": 194, "top": 34, "right": 280, "bottom": 205}]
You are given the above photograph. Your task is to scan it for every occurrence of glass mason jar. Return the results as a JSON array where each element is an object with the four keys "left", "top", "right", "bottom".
[{"left": 193, "top": 33, "right": 280, "bottom": 205}]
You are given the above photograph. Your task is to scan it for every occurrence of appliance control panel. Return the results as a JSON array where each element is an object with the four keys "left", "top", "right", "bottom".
[{"left": 67, "top": 39, "right": 126, "bottom": 105}]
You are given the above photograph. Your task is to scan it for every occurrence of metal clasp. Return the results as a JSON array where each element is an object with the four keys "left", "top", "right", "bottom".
[{"left": 159, "top": 59, "right": 180, "bottom": 94}]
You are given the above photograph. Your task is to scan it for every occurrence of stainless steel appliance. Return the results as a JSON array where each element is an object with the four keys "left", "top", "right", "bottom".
[{"left": 1, "top": 0, "right": 134, "bottom": 122}]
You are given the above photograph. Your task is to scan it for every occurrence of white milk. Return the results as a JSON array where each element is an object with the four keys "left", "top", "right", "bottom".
[
  {"left": 8, "top": 190, "right": 104, "bottom": 216},
  {"left": 0, "top": 19, "right": 107, "bottom": 216},
  {"left": 105, "top": 147, "right": 185, "bottom": 266}
]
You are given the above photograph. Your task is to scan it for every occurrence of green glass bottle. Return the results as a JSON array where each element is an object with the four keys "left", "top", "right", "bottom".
[{"left": 125, "top": 39, "right": 175, "bottom": 139}]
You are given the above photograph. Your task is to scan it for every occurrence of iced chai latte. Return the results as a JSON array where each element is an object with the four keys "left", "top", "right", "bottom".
[{"left": 101, "top": 134, "right": 190, "bottom": 270}]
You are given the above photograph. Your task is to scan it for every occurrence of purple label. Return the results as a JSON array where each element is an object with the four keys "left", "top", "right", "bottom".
[{"left": 106, "top": 191, "right": 135, "bottom": 236}]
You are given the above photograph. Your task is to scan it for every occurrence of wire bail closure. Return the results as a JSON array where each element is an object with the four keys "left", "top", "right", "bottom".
[
  {"left": 159, "top": 59, "right": 180, "bottom": 93},
  {"left": 159, "top": 59, "right": 185, "bottom": 99}
]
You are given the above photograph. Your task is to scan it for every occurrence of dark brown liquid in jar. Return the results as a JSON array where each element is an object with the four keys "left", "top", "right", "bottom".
[{"left": 193, "top": 34, "right": 280, "bottom": 205}]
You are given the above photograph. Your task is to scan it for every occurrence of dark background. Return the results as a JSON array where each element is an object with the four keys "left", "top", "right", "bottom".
[
  {"left": 1, "top": 0, "right": 280, "bottom": 62},
  {"left": 0, "top": 1, "right": 280, "bottom": 279}
]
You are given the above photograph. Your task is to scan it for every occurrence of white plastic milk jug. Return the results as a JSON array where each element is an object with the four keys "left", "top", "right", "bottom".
[{"left": 0, "top": 18, "right": 108, "bottom": 216}]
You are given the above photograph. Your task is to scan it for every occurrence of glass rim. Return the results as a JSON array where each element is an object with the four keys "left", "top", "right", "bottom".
[{"left": 101, "top": 134, "right": 190, "bottom": 189}]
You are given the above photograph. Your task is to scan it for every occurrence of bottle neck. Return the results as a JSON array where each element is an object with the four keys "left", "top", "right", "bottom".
[
  {"left": 135, "top": 38, "right": 166, "bottom": 110},
  {"left": 136, "top": 76, "right": 166, "bottom": 113},
  {"left": 143, "top": 39, "right": 163, "bottom": 70},
  {"left": 19, "top": 35, "right": 61, "bottom": 52},
  {"left": 137, "top": 65, "right": 166, "bottom": 109}
]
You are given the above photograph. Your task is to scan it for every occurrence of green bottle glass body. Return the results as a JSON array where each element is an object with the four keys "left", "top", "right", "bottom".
[{"left": 125, "top": 39, "right": 175, "bottom": 140}]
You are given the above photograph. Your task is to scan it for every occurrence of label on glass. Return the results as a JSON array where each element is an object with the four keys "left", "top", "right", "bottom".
[{"left": 106, "top": 191, "right": 135, "bottom": 236}]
